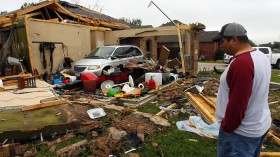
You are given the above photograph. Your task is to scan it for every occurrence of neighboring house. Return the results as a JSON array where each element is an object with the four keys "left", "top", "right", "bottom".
[
  {"left": 0, "top": 0, "right": 130, "bottom": 75},
  {"left": 157, "top": 20, "right": 219, "bottom": 61},
  {"left": 199, "top": 31, "right": 219, "bottom": 61},
  {"left": 157, "top": 31, "right": 219, "bottom": 61}
]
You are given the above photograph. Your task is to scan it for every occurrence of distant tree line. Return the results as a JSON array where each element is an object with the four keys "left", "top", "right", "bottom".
[
  {"left": 0, "top": 11, "right": 7, "bottom": 15},
  {"left": 21, "top": 2, "right": 36, "bottom": 9},
  {"left": 259, "top": 41, "right": 280, "bottom": 53},
  {"left": 119, "top": 17, "right": 142, "bottom": 27}
]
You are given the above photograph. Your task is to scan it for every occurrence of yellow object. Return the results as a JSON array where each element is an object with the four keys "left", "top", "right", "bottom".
[
  {"left": 114, "top": 93, "right": 125, "bottom": 98},
  {"left": 102, "top": 89, "right": 108, "bottom": 94},
  {"left": 133, "top": 88, "right": 142, "bottom": 95},
  {"left": 60, "top": 73, "right": 70, "bottom": 77}
]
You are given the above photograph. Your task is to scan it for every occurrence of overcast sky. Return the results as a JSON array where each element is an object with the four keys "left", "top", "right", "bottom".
[{"left": 1, "top": 0, "right": 280, "bottom": 45}]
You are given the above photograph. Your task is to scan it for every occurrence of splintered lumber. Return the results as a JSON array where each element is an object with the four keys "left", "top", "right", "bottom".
[
  {"left": 199, "top": 93, "right": 216, "bottom": 109},
  {"left": 21, "top": 99, "right": 67, "bottom": 111},
  {"left": 266, "top": 132, "right": 280, "bottom": 146},
  {"left": 185, "top": 92, "right": 216, "bottom": 123},
  {"left": 156, "top": 103, "right": 176, "bottom": 116},
  {"left": 260, "top": 152, "right": 280, "bottom": 156}
]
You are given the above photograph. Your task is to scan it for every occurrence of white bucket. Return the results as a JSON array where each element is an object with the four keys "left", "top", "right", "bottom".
[{"left": 168, "top": 73, "right": 178, "bottom": 82}]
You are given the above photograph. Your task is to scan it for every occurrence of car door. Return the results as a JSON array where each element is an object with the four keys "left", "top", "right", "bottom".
[
  {"left": 123, "top": 46, "right": 143, "bottom": 64},
  {"left": 111, "top": 47, "right": 127, "bottom": 67}
]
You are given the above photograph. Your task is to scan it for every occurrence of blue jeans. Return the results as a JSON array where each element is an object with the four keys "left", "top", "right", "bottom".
[{"left": 217, "top": 128, "right": 268, "bottom": 157}]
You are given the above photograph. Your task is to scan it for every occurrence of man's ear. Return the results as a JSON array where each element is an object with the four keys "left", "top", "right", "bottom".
[{"left": 231, "top": 36, "right": 238, "bottom": 42}]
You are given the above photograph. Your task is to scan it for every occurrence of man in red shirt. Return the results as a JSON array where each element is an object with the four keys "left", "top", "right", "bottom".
[{"left": 212, "top": 23, "right": 271, "bottom": 157}]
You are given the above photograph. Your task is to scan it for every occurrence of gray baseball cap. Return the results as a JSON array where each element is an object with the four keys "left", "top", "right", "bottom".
[{"left": 212, "top": 23, "right": 247, "bottom": 42}]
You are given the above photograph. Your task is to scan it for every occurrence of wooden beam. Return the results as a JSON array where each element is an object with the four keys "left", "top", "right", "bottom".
[
  {"left": 21, "top": 99, "right": 67, "bottom": 111},
  {"left": 53, "top": 10, "right": 63, "bottom": 21},
  {"left": 26, "top": 12, "right": 41, "bottom": 18},
  {"left": 0, "top": 73, "right": 32, "bottom": 81},
  {"left": 50, "top": 2, "right": 129, "bottom": 30},
  {"left": 267, "top": 131, "right": 280, "bottom": 146},
  {"left": 156, "top": 103, "right": 176, "bottom": 116},
  {"left": 177, "top": 24, "right": 186, "bottom": 75},
  {"left": 44, "top": 7, "right": 51, "bottom": 19},
  {"left": 0, "top": 1, "right": 54, "bottom": 22},
  {"left": 39, "top": 9, "right": 46, "bottom": 20},
  {"left": 30, "top": 18, "right": 111, "bottom": 31},
  {"left": 179, "top": 24, "right": 192, "bottom": 30},
  {"left": 260, "top": 152, "right": 280, "bottom": 157},
  {"left": 199, "top": 93, "right": 216, "bottom": 109},
  {"left": 185, "top": 92, "right": 216, "bottom": 123},
  {"left": 24, "top": 16, "right": 35, "bottom": 75}
]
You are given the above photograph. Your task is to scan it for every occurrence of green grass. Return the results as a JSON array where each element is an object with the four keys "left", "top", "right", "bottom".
[
  {"left": 141, "top": 125, "right": 217, "bottom": 157},
  {"left": 0, "top": 107, "right": 65, "bottom": 133},
  {"left": 271, "top": 69, "right": 280, "bottom": 83}
]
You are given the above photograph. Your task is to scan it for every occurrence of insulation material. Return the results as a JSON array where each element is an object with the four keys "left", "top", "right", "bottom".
[{"left": 0, "top": 79, "right": 56, "bottom": 107}]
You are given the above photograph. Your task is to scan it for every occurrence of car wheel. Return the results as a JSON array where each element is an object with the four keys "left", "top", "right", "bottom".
[{"left": 276, "top": 60, "right": 280, "bottom": 69}]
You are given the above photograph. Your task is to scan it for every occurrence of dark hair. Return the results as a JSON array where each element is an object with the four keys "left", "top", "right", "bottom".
[{"left": 223, "top": 35, "right": 249, "bottom": 43}]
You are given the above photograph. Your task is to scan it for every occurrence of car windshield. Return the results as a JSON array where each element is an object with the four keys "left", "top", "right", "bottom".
[{"left": 85, "top": 47, "right": 115, "bottom": 59}]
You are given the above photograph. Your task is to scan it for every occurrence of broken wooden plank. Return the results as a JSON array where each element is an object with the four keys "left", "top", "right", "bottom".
[
  {"left": 185, "top": 92, "right": 216, "bottom": 124},
  {"left": 123, "top": 95, "right": 157, "bottom": 108},
  {"left": 21, "top": 99, "right": 67, "bottom": 111},
  {"left": 267, "top": 131, "right": 280, "bottom": 146},
  {"left": 0, "top": 73, "right": 32, "bottom": 81},
  {"left": 199, "top": 93, "right": 216, "bottom": 109},
  {"left": 158, "top": 45, "right": 170, "bottom": 66},
  {"left": 156, "top": 103, "right": 176, "bottom": 116},
  {"left": 260, "top": 152, "right": 280, "bottom": 157}
]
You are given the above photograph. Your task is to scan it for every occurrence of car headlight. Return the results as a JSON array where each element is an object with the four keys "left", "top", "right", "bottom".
[{"left": 88, "top": 65, "right": 100, "bottom": 70}]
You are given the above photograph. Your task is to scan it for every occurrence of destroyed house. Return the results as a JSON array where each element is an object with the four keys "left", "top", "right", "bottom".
[{"left": 0, "top": 0, "right": 130, "bottom": 76}]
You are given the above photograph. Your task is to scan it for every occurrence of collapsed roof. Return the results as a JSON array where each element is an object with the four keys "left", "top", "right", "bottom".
[{"left": 0, "top": 0, "right": 130, "bottom": 30}]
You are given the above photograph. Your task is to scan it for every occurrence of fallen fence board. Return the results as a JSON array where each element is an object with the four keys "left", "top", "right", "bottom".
[{"left": 22, "top": 99, "right": 67, "bottom": 111}]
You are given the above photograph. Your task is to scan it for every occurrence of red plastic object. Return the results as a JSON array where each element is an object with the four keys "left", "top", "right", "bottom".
[
  {"left": 98, "top": 72, "right": 128, "bottom": 84},
  {"left": 80, "top": 72, "right": 99, "bottom": 83},
  {"left": 63, "top": 78, "right": 70, "bottom": 84},
  {"left": 149, "top": 76, "right": 155, "bottom": 90},
  {"left": 83, "top": 80, "right": 97, "bottom": 92}
]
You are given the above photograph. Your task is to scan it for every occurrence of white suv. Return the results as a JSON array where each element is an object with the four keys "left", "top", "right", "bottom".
[{"left": 74, "top": 45, "right": 144, "bottom": 76}]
